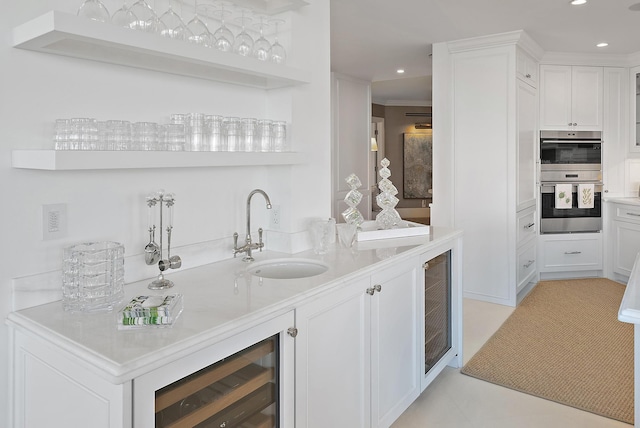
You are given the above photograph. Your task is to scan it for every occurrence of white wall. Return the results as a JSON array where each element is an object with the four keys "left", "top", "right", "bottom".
[{"left": 0, "top": 1, "right": 330, "bottom": 424}]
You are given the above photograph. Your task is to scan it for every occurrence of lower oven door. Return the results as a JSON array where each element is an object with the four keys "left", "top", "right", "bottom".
[{"left": 540, "top": 183, "right": 602, "bottom": 233}]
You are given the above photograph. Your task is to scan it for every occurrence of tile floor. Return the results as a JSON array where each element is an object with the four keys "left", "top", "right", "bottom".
[{"left": 391, "top": 298, "right": 632, "bottom": 427}]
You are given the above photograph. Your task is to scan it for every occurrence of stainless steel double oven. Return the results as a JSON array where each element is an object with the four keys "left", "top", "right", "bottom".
[{"left": 539, "top": 130, "right": 603, "bottom": 234}]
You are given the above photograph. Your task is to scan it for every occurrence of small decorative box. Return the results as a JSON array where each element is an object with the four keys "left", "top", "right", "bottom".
[{"left": 117, "top": 294, "right": 183, "bottom": 329}]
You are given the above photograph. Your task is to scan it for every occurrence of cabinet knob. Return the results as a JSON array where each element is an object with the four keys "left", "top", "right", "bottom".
[
  {"left": 423, "top": 262, "right": 430, "bottom": 270},
  {"left": 568, "top": 123, "right": 573, "bottom": 126},
  {"left": 564, "top": 251, "right": 582, "bottom": 255},
  {"left": 366, "top": 284, "right": 382, "bottom": 295},
  {"left": 287, "top": 327, "right": 298, "bottom": 338},
  {"left": 525, "top": 222, "right": 535, "bottom": 229},
  {"left": 573, "top": 123, "right": 577, "bottom": 126},
  {"left": 524, "top": 260, "right": 535, "bottom": 268},
  {"left": 526, "top": 73, "right": 531, "bottom": 78}
]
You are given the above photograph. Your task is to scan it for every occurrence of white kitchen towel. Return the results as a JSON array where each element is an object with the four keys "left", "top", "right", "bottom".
[
  {"left": 578, "top": 183, "right": 595, "bottom": 209},
  {"left": 555, "top": 183, "right": 573, "bottom": 209}
]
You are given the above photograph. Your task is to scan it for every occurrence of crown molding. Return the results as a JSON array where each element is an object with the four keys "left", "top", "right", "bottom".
[
  {"left": 446, "top": 30, "right": 542, "bottom": 56},
  {"left": 541, "top": 51, "right": 633, "bottom": 67}
]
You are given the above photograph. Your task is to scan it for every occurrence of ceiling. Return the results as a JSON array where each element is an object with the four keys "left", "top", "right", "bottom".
[{"left": 330, "top": 0, "right": 640, "bottom": 105}]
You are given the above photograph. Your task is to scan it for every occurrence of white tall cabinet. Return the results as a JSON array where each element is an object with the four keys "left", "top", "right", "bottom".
[{"left": 433, "top": 31, "right": 541, "bottom": 306}]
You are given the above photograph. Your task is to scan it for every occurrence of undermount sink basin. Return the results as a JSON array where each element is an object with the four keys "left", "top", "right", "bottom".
[{"left": 247, "top": 258, "right": 329, "bottom": 279}]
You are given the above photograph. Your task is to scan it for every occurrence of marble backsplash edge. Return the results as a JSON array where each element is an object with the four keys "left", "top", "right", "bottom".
[{"left": 12, "top": 230, "right": 311, "bottom": 311}]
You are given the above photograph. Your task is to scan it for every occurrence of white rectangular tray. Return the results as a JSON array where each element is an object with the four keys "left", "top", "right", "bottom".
[{"left": 356, "top": 220, "right": 430, "bottom": 241}]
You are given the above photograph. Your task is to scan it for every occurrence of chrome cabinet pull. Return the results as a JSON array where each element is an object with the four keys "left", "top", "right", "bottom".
[
  {"left": 564, "top": 251, "right": 582, "bottom": 255},
  {"left": 423, "top": 262, "right": 430, "bottom": 270},
  {"left": 287, "top": 327, "right": 298, "bottom": 338},
  {"left": 524, "top": 260, "right": 534, "bottom": 268},
  {"left": 525, "top": 73, "right": 531, "bottom": 78},
  {"left": 627, "top": 212, "right": 640, "bottom": 217},
  {"left": 366, "top": 287, "right": 375, "bottom": 295},
  {"left": 525, "top": 222, "right": 535, "bottom": 229}
]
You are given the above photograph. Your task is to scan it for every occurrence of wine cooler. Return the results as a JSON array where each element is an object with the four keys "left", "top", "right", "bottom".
[
  {"left": 154, "top": 335, "right": 278, "bottom": 427},
  {"left": 423, "top": 250, "right": 452, "bottom": 374}
]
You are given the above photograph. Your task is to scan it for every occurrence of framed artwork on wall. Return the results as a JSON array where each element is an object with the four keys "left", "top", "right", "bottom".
[{"left": 403, "top": 133, "right": 432, "bottom": 199}]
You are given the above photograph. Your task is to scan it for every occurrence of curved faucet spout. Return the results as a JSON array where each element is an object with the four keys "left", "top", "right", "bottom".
[{"left": 241, "top": 189, "right": 272, "bottom": 261}]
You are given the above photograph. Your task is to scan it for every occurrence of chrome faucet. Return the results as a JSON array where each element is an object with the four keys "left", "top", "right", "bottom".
[{"left": 233, "top": 189, "right": 272, "bottom": 262}]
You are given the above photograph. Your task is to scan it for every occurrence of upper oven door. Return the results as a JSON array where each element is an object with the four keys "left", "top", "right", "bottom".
[{"left": 540, "top": 140, "right": 602, "bottom": 169}]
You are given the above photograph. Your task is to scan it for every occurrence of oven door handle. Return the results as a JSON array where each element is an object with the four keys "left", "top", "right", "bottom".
[
  {"left": 541, "top": 140, "right": 602, "bottom": 144},
  {"left": 540, "top": 183, "right": 603, "bottom": 193}
]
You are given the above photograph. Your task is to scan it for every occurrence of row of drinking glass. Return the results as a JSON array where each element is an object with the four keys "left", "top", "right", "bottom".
[
  {"left": 54, "top": 115, "right": 288, "bottom": 152},
  {"left": 78, "top": 0, "right": 287, "bottom": 63}
]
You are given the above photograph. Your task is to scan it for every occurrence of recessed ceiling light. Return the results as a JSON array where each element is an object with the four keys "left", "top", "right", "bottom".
[
  {"left": 596, "top": 42, "right": 609, "bottom": 48},
  {"left": 570, "top": 0, "right": 587, "bottom": 5},
  {"left": 397, "top": 69, "right": 405, "bottom": 74}
]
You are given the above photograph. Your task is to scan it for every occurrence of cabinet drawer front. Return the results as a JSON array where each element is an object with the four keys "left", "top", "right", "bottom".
[
  {"left": 517, "top": 242, "right": 536, "bottom": 288},
  {"left": 541, "top": 237, "right": 602, "bottom": 270},
  {"left": 616, "top": 206, "right": 640, "bottom": 223},
  {"left": 517, "top": 210, "right": 537, "bottom": 246}
]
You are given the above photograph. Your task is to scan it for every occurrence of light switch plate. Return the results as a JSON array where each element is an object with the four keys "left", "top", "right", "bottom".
[{"left": 42, "top": 203, "right": 67, "bottom": 240}]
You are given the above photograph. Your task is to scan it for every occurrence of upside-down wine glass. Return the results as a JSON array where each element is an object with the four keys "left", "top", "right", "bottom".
[
  {"left": 159, "top": 0, "right": 189, "bottom": 40},
  {"left": 78, "top": 0, "right": 110, "bottom": 22},
  {"left": 233, "top": 9, "right": 253, "bottom": 57},
  {"left": 268, "top": 18, "right": 286, "bottom": 64},
  {"left": 211, "top": 3, "right": 235, "bottom": 52},
  {"left": 252, "top": 16, "right": 271, "bottom": 61},
  {"left": 111, "top": 0, "right": 137, "bottom": 28},
  {"left": 186, "top": 0, "right": 213, "bottom": 47},
  {"left": 129, "top": 0, "right": 157, "bottom": 32}
]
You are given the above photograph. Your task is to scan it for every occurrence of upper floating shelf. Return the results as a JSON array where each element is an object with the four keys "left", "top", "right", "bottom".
[
  {"left": 233, "top": 0, "right": 308, "bottom": 14},
  {"left": 13, "top": 11, "right": 311, "bottom": 89},
  {"left": 12, "top": 150, "right": 307, "bottom": 171}
]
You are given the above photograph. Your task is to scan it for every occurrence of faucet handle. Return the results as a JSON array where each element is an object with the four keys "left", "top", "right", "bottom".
[{"left": 233, "top": 232, "right": 239, "bottom": 257}]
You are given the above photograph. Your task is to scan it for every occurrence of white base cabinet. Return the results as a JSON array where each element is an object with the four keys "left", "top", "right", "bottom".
[
  {"left": 10, "top": 329, "right": 131, "bottom": 428},
  {"left": 538, "top": 232, "right": 603, "bottom": 278},
  {"left": 295, "top": 242, "right": 462, "bottom": 428},
  {"left": 611, "top": 202, "right": 640, "bottom": 279},
  {"left": 295, "top": 257, "right": 420, "bottom": 428}
]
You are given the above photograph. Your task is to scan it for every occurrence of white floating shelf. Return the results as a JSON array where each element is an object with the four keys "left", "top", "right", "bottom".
[
  {"left": 13, "top": 11, "right": 311, "bottom": 89},
  {"left": 12, "top": 150, "right": 306, "bottom": 171}
]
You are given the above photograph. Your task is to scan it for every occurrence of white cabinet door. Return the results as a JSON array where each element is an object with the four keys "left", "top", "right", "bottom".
[
  {"left": 540, "top": 65, "right": 572, "bottom": 130},
  {"left": 540, "top": 65, "right": 603, "bottom": 131},
  {"left": 370, "top": 259, "right": 420, "bottom": 428},
  {"left": 613, "top": 220, "right": 640, "bottom": 277},
  {"left": 517, "top": 79, "right": 537, "bottom": 210},
  {"left": 572, "top": 66, "right": 604, "bottom": 130},
  {"left": 295, "top": 277, "right": 371, "bottom": 428},
  {"left": 516, "top": 49, "right": 538, "bottom": 88}
]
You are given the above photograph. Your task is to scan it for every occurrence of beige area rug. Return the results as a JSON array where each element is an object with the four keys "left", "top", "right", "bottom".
[{"left": 461, "top": 278, "right": 634, "bottom": 424}]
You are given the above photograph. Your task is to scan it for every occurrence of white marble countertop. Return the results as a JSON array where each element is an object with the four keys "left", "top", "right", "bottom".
[
  {"left": 7, "top": 226, "right": 462, "bottom": 384},
  {"left": 604, "top": 196, "right": 640, "bottom": 206}
]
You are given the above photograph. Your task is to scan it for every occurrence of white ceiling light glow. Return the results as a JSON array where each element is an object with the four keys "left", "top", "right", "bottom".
[
  {"left": 596, "top": 42, "right": 609, "bottom": 47},
  {"left": 397, "top": 69, "right": 405, "bottom": 74},
  {"left": 570, "top": 0, "right": 587, "bottom": 5}
]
